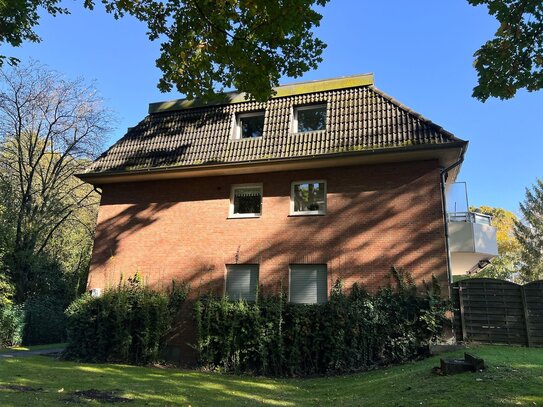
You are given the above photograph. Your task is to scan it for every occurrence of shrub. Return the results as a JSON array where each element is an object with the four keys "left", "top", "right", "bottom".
[
  {"left": 196, "top": 270, "right": 450, "bottom": 376},
  {"left": 64, "top": 280, "right": 188, "bottom": 364},
  {"left": 23, "top": 296, "right": 67, "bottom": 345},
  {"left": 0, "top": 303, "right": 24, "bottom": 348}
]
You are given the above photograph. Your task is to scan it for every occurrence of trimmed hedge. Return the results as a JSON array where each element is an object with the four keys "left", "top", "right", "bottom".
[
  {"left": 196, "top": 271, "right": 450, "bottom": 376},
  {"left": 64, "top": 280, "right": 187, "bottom": 364}
]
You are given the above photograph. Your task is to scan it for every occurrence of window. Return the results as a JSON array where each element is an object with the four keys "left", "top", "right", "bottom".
[
  {"left": 291, "top": 180, "right": 326, "bottom": 215},
  {"left": 229, "top": 184, "right": 262, "bottom": 218},
  {"left": 289, "top": 264, "right": 327, "bottom": 304},
  {"left": 293, "top": 104, "right": 326, "bottom": 133},
  {"left": 226, "top": 264, "right": 259, "bottom": 301},
  {"left": 235, "top": 111, "right": 265, "bottom": 139}
]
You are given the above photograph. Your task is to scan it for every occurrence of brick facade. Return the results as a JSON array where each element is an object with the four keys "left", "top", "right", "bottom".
[{"left": 88, "top": 159, "right": 449, "bottom": 362}]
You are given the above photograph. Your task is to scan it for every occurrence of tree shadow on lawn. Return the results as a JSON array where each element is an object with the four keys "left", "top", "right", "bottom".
[{"left": 0, "top": 347, "right": 542, "bottom": 406}]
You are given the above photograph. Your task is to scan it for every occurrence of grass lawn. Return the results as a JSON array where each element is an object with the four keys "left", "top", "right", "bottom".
[{"left": 0, "top": 345, "right": 542, "bottom": 406}]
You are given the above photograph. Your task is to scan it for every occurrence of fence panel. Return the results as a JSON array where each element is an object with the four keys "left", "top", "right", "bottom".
[
  {"left": 452, "top": 278, "right": 543, "bottom": 347},
  {"left": 524, "top": 281, "right": 543, "bottom": 347}
]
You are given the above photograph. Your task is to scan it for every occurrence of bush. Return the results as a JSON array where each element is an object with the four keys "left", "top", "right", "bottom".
[
  {"left": 196, "top": 270, "right": 450, "bottom": 376},
  {"left": 64, "top": 280, "right": 188, "bottom": 364},
  {"left": 23, "top": 296, "right": 67, "bottom": 345},
  {"left": 0, "top": 303, "right": 24, "bottom": 348},
  {"left": 0, "top": 274, "right": 24, "bottom": 348}
]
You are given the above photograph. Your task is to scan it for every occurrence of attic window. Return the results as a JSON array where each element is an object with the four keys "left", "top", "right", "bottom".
[
  {"left": 293, "top": 104, "right": 326, "bottom": 133},
  {"left": 235, "top": 112, "right": 265, "bottom": 139}
]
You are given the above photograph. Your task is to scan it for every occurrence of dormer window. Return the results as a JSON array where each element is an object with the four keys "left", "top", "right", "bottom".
[
  {"left": 293, "top": 104, "right": 326, "bottom": 133},
  {"left": 235, "top": 111, "right": 265, "bottom": 139}
]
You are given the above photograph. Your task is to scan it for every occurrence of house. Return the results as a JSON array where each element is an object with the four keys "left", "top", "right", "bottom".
[{"left": 78, "top": 74, "right": 497, "bottom": 361}]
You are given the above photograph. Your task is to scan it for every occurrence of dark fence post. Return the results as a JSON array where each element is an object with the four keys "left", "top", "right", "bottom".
[
  {"left": 458, "top": 282, "right": 467, "bottom": 342},
  {"left": 520, "top": 285, "right": 532, "bottom": 347}
]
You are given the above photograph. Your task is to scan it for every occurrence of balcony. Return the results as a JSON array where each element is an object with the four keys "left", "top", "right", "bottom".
[{"left": 447, "top": 211, "right": 498, "bottom": 275}]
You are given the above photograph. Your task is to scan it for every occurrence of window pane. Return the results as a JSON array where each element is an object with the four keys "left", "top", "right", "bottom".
[
  {"left": 226, "top": 265, "right": 259, "bottom": 301},
  {"left": 296, "top": 106, "right": 326, "bottom": 132},
  {"left": 239, "top": 114, "right": 264, "bottom": 138},
  {"left": 290, "top": 265, "right": 327, "bottom": 304},
  {"left": 234, "top": 187, "right": 262, "bottom": 214},
  {"left": 293, "top": 182, "right": 325, "bottom": 213}
]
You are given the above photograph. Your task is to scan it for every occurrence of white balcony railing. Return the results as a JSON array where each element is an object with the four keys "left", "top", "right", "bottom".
[
  {"left": 447, "top": 211, "right": 498, "bottom": 275},
  {"left": 447, "top": 211, "right": 492, "bottom": 226}
]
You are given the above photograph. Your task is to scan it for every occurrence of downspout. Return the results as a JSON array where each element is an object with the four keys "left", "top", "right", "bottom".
[
  {"left": 440, "top": 147, "right": 466, "bottom": 344},
  {"left": 439, "top": 148, "right": 466, "bottom": 287}
]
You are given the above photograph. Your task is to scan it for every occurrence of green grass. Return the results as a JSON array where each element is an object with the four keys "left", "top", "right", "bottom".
[
  {"left": 0, "top": 345, "right": 542, "bottom": 406},
  {"left": 0, "top": 343, "right": 66, "bottom": 353}
]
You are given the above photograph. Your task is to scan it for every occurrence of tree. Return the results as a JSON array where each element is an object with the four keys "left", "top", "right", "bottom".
[
  {"left": 0, "top": 61, "right": 113, "bottom": 302},
  {"left": 470, "top": 205, "right": 522, "bottom": 281},
  {"left": 469, "top": 0, "right": 543, "bottom": 101},
  {"left": 0, "top": 0, "right": 328, "bottom": 102},
  {"left": 515, "top": 178, "right": 543, "bottom": 282},
  {"left": 0, "top": 0, "right": 67, "bottom": 65}
]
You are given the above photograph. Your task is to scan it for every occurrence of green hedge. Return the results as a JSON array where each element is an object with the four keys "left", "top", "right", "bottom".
[
  {"left": 64, "top": 280, "right": 187, "bottom": 364},
  {"left": 0, "top": 303, "right": 25, "bottom": 348},
  {"left": 196, "top": 271, "right": 450, "bottom": 376},
  {"left": 23, "top": 296, "right": 67, "bottom": 345}
]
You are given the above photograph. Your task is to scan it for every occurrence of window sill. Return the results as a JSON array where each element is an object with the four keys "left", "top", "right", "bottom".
[
  {"left": 231, "top": 136, "right": 263, "bottom": 142},
  {"left": 288, "top": 212, "right": 326, "bottom": 217},
  {"left": 228, "top": 214, "right": 262, "bottom": 219}
]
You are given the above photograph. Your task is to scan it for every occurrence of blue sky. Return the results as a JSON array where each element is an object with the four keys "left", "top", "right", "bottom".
[{"left": 5, "top": 1, "right": 542, "bottom": 213}]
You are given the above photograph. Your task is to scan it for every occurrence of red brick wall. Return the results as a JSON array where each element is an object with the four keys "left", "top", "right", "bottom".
[
  {"left": 88, "top": 159, "right": 449, "bottom": 363},
  {"left": 89, "top": 159, "right": 448, "bottom": 296}
]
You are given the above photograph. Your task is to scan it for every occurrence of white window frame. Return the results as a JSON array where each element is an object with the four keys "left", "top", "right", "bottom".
[
  {"left": 292, "top": 104, "right": 327, "bottom": 133},
  {"left": 290, "top": 180, "right": 327, "bottom": 216},
  {"left": 229, "top": 183, "right": 263, "bottom": 218},
  {"left": 233, "top": 111, "right": 265, "bottom": 140}
]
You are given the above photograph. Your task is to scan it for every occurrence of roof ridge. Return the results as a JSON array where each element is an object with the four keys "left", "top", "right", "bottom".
[
  {"left": 149, "top": 73, "right": 374, "bottom": 114},
  {"left": 369, "top": 86, "right": 462, "bottom": 142}
]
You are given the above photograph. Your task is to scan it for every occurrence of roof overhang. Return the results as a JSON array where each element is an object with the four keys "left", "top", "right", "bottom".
[{"left": 77, "top": 142, "right": 467, "bottom": 186}]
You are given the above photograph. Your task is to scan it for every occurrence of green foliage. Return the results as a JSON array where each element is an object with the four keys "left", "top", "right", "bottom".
[
  {"left": 515, "top": 178, "right": 543, "bottom": 282},
  {"left": 1, "top": 1, "right": 328, "bottom": 102},
  {"left": 0, "top": 273, "right": 14, "bottom": 307},
  {"left": 0, "top": 62, "right": 108, "bottom": 304},
  {"left": 0, "top": 62, "right": 108, "bottom": 345},
  {"left": 168, "top": 280, "right": 190, "bottom": 315},
  {"left": 23, "top": 296, "right": 67, "bottom": 345},
  {"left": 64, "top": 280, "right": 188, "bottom": 364},
  {"left": 0, "top": 303, "right": 25, "bottom": 348},
  {"left": 469, "top": 0, "right": 543, "bottom": 101},
  {"left": 0, "top": 0, "right": 67, "bottom": 55},
  {"left": 196, "top": 270, "right": 449, "bottom": 376}
]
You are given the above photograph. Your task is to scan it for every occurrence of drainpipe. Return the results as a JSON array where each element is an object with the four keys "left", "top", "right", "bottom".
[
  {"left": 439, "top": 148, "right": 466, "bottom": 287},
  {"left": 440, "top": 148, "right": 466, "bottom": 344}
]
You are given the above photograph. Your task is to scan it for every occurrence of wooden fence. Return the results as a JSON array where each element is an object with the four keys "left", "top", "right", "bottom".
[{"left": 452, "top": 278, "right": 543, "bottom": 347}]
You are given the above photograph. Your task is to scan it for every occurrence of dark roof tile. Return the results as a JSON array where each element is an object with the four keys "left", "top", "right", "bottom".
[{"left": 86, "top": 84, "right": 464, "bottom": 174}]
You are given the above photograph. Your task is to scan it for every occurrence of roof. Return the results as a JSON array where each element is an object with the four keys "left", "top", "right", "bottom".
[{"left": 81, "top": 74, "right": 467, "bottom": 181}]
